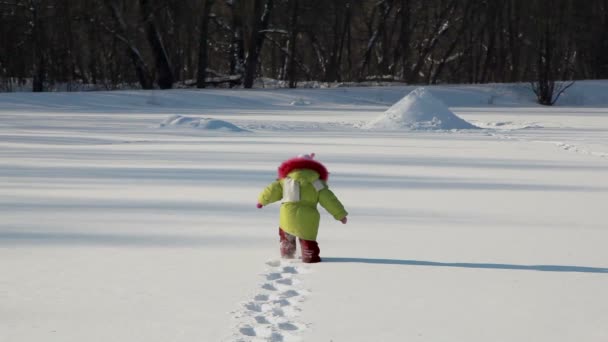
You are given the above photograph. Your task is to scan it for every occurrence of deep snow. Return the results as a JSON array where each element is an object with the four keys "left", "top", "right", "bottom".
[{"left": 1, "top": 81, "right": 607, "bottom": 342}]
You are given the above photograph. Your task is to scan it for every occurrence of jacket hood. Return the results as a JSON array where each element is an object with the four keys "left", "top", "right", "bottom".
[{"left": 278, "top": 157, "right": 329, "bottom": 181}]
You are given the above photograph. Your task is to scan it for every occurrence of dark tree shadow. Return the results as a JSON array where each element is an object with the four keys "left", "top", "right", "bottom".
[{"left": 322, "top": 257, "right": 608, "bottom": 274}]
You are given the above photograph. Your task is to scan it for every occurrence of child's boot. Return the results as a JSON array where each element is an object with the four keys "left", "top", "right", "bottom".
[
  {"left": 279, "top": 228, "right": 296, "bottom": 258},
  {"left": 300, "top": 239, "right": 321, "bottom": 263}
]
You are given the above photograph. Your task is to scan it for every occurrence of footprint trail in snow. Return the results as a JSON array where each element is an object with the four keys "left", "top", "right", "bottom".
[{"left": 229, "top": 259, "right": 310, "bottom": 342}]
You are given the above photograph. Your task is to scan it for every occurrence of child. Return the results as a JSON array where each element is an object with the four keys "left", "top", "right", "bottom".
[{"left": 256, "top": 153, "right": 348, "bottom": 263}]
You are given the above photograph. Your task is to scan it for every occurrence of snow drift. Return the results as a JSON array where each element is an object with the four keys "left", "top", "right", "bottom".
[
  {"left": 160, "top": 115, "right": 248, "bottom": 132},
  {"left": 364, "top": 87, "right": 479, "bottom": 130}
]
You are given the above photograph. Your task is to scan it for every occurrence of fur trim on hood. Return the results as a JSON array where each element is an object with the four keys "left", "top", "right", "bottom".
[{"left": 278, "top": 157, "right": 329, "bottom": 181}]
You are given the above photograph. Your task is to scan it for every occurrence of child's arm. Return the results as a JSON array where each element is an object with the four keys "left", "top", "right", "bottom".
[
  {"left": 257, "top": 180, "right": 283, "bottom": 206},
  {"left": 318, "top": 187, "right": 348, "bottom": 221}
]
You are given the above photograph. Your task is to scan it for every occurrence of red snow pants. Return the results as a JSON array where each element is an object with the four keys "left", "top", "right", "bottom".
[{"left": 279, "top": 227, "right": 321, "bottom": 263}]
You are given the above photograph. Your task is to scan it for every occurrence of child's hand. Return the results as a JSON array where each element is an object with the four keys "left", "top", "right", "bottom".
[
  {"left": 256, "top": 203, "right": 263, "bottom": 209},
  {"left": 340, "top": 216, "right": 348, "bottom": 224}
]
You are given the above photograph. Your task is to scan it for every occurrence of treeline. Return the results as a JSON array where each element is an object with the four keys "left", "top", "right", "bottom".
[{"left": 1, "top": 0, "right": 607, "bottom": 97}]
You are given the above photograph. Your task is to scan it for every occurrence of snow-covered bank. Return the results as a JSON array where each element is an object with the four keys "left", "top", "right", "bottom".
[
  {"left": 1, "top": 83, "right": 607, "bottom": 342},
  {"left": 0, "top": 80, "right": 607, "bottom": 115}
]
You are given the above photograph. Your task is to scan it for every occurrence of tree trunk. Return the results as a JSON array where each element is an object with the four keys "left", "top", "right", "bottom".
[
  {"left": 506, "top": 0, "right": 522, "bottom": 82},
  {"left": 104, "top": 0, "right": 153, "bottom": 89},
  {"left": 243, "top": 0, "right": 274, "bottom": 88},
  {"left": 358, "top": 0, "right": 393, "bottom": 80},
  {"left": 139, "top": 0, "right": 174, "bottom": 89},
  {"left": 228, "top": 0, "right": 245, "bottom": 84},
  {"left": 408, "top": 0, "right": 457, "bottom": 83},
  {"left": 287, "top": 0, "right": 299, "bottom": 88},
  {"left": 197, "top": 0, "right": 215, "bottom": 88},
  {"left": 396, "top": 0, "right": 411, "bottom": 81},
  {"left": 30, "top": 1, "right": 45, "bottom": 92},
  {"left": 323, "top": 0, "right": 351, "bottom": 82},
  {"left": 431, "top": 0, "right": 475, "bottom": 84},
  {"left": 479, "top": 12, "right": 496, "bottom": 83}
]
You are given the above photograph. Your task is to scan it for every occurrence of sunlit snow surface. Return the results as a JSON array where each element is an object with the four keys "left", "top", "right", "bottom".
[{"left": 1, "top": 82, "right": 607, "bottom": 342}]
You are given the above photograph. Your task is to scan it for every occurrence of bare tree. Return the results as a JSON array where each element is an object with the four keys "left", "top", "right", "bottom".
[
  {"left": 530, "top": 0, "right": 576, "bottom": 105},
  {"left": 0, "top": 0, "right": 607, "bottom": 91}
]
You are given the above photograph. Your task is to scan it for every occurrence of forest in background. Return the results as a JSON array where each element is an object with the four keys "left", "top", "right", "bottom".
[{"left": 1, "top": 0, "right": 607, "bottom": 103}]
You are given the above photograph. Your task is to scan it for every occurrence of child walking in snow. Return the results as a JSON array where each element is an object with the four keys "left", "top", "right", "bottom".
[{"left": 256, "top": 153, "right": 348, "bottom": 263}]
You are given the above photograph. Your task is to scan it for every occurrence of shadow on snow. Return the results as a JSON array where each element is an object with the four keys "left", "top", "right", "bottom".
[{"left": 322, "top": 257, "right": 608, "bottom": 274}]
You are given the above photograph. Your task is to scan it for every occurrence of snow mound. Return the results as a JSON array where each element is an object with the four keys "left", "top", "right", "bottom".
[
  {"left": 160, "top": 115, "right": 248, "bottom": 132},
  {"left": 290, "top": 98, "right": 312, "bottom": 106},
  {"left": 364, "top": 87, "right": 478, "bottom": 130}
]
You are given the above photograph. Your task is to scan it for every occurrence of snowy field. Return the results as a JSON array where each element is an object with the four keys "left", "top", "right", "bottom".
[{"left": 1, "top": 82, "right": 607, "bottom": 342}]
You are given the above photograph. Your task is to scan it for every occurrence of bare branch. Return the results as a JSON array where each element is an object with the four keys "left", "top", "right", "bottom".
[
  {"left": 551, "top": 80, "right": 576, "bottom": 105},
  {"left": 264, "top": 33, "right": 311, "bottom": 78}
]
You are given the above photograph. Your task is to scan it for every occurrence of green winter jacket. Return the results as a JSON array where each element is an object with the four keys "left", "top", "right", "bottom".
[{"left": 258, "top": 168, "right": 347, "bottom": 241}]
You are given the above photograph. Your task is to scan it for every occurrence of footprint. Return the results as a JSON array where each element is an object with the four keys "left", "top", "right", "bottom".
[
  {"left": 244, "top": 302, "right": 262, "bottom": 313},
  {"left": 278, "top": 322, "right": 299, "bottom": 331},
  {"left": 262, "top": 283, "right": 277, "bottom": 291},
  {"left": 239, "top": 325, "right": 274, "bottom": 339},
  {"left": 267, "top": 273, "right": 282, "bottom": 281},
  {"left": 274, "top": 299, "right": 291, "bottom": 307},
  {"left": 276, "top": 278, "right": 293, "bottom": 285},
  {"left": 254, "top": 294, "right": 269, "bottom": 301},
  {"left": 271, "top": 307, "right": 285, "bottom": 317},
  {"left": 239, "top": 326, "right": 256, "bottom": 336},
  {"left": 270, "top": 332, "right": 284, "bottom": 342},
  {"left": 280, "top": 290, "right": 299, "bottom": 298},
  {"left": 254, "top": 316, "right": 269, "bottom": 324},
  {"left": 282, "top": 266, "right": 298, "bottom": 274}
]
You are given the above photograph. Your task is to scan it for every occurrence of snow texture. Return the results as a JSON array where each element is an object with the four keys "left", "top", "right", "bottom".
[{"left": 364, "top": 87, "right": 479, "bottom": 130}]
